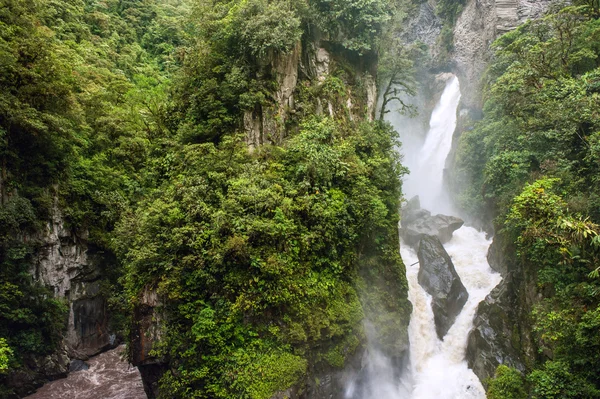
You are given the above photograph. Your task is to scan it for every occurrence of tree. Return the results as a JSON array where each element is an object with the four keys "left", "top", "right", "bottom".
[{"left": 0, "top": 338, "right": 12, "bottom": 373}]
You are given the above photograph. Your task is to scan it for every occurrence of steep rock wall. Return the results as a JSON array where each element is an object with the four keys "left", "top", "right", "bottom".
[
  {"left": 243, "top": 40, "right": 378, "bottom": 150},
  {"left": 8, "top": 204, "right": 118, "bottom": 396},
  {"left": 32, "top": 206, "right": 114, "bottom": 360},
  {"left": 465, "top": 235, "right": 541, "bottom": 384},
  {"left": 453, "top": 0, "right": 552, "bottom": 110}
]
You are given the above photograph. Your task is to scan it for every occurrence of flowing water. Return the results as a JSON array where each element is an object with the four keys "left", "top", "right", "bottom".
[
  {"left": 27, "top": 76, "right": 496, "bottom": 399},
  {"left": 352, "top": 76, "right": 501, "bottom": 398},
  {"left": 24, "top": 346, "right": 145, "bottom": 399}
]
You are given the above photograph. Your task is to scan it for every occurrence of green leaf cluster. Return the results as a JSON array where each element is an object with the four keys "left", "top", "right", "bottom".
[
  {"left": 116, "top": 117, "right": 409, "bottom": 398},
  {"left": 452, "top": 5, "right": 600, "bottom": 396}
]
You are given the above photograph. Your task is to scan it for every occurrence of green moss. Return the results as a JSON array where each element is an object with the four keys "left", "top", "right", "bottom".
[
  {"left": 486, "top": 365, "right": 527, "bottom": 399},
  {"left": 233, "top": 351, "right": 307, "bottom": 399}
]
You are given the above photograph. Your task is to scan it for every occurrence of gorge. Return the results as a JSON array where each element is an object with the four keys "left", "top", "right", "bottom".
[{"left": 2, "top": 0, "right": 600, "bottom": 398}]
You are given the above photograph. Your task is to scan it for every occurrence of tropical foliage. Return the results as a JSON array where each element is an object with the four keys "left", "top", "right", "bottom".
[
  {"left": 0, "top": 0, "right": 411, "bottom": 397},
  {"left": 454, "top": 4, "right": 600, "bottom": 396}
]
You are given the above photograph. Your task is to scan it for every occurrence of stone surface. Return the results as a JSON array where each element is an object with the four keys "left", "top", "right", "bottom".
[
  {"left": 5, "top": 346, "right": 70, "bottom": 397},
  {"left": 69, "top": 360, "right": 90, "bottom": 372},
  {"left": 400, "top": 197, "right": 464, "bottom": 248},
  {"left": 417, "top": 235, "right": 469, "bottom": 339},
  {"left": 465, "top": 233, "right": 540, "bottom": 385},
  {"left": 130, "top": 286, "right": 166, "bottom": 399},
  {"left": 5, "top": 202, "right": 116, "bottom": 396},
  {"left": 466, "top": 277, "right": 526, "bottom": 383},
  {"left": 30, "top": 204, "right": 112, "bottom": 359},
  {"left": 453, "top": 0, "right": 552, "bottom": 109}
]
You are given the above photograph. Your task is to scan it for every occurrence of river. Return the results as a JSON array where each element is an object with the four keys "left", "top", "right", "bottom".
[{"left": 24, "top": 346, "right": 145, "bottom": 399}]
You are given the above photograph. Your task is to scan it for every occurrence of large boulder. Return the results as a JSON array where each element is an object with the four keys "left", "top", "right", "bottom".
[
  {"left": 400, "top": 197, "right": 464, "bottom": 248},
  {"left": 466, "top": 278, "right": 526, "bottom": 383},
  {"left": 417, "top": 235, "right": 469, "bottom": 339}
]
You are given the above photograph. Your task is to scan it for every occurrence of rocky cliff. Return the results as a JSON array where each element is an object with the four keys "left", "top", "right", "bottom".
[
  {"left": 128, "top": 35, "right": 409, "bottom": 399},
  {"left": 453, "top": 0, "right": 552, "bottom": 110},
  {"left": 5, "top": 203, "right": 119, "bottom": 397}
]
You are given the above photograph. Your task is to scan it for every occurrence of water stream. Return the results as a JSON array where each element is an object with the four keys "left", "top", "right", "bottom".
[
  {"left": 353, "top": 76, "right": 501, "bottom": 398},
  {"left": 24, "top": 346, "right": 145, "bottom": 399}
]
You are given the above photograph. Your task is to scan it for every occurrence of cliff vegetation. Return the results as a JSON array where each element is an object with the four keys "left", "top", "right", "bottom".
[
  {"left": 454, "top": 2, "right": 600, "bottom": 397},
  {"left": 0, "top": 0, "right": 414, "bottom": 398}
]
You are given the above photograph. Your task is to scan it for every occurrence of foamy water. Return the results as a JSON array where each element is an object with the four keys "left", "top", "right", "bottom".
[
  {"left": 350, "top": 75, "right": 501, "bottom": 399},
  {"left": 25, "top": 346, "right": 145, "bottom": 399},
  {"left": 404, "top": 77, "right": 461, "bottom": 215},
  {"left": 402, "top": 227, "right": 501, "bottom": 399}
]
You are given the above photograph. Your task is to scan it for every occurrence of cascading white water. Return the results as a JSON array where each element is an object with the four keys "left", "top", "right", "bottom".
[
  {"left": 401, "top": 229, "right": 501, "bottom": 398},
  {"left": 402, "top": 77, "right": 461, "bottom": 215},
  {"left": 398, "top": 75, "right": 501, "bottom": 399},
  {"left": 351, "top": 75, "right": 501, "bottom": 399}
]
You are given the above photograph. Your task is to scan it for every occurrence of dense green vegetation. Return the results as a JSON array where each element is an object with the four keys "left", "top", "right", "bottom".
[
  {"left": 115, "top": 0, "right": 412, "bottom": 396},
  {"left": 1, "top": 0, "right": 412, "bottom": 397},
  {"left": 0, "top": 0, "right": 186, "bottom": 392},
  {"left": 453, "top": 3, "right": 600, "bottom": 396},
  {"left": 118, "top": 119, "right": 409, "bottom": 398}
]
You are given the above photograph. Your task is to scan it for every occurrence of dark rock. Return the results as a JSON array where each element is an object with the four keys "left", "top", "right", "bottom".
[
  {"left": 69, "top": 359, "right": 90, "bottom": 372},
  {"left": 3, "top": 347, "right": 69, "bottom": 398},
  {"left": 466, "top": 277, "right": 526, "bottom": 383},
  {"left": 138, "top": 364, "right": 168, "bottom": 399},
  {"left": 130, "top": 287, "right": 166, "bottom": 399},
  {"left": 400, "top": 197, "right": 464, "bottom": 248},
  {"left": 466, "top": 233, "right": 540, "bottom": 385},
  {"left": 417, "top": 235, "right": 469, "bottom": 339}
]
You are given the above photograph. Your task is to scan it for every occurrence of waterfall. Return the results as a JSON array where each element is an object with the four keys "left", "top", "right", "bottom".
[
  {"left": 350, "top": 76, "right": 501, "bottom": 398},
  {"left": 403, "top": 77, "right": 461, "bottom": 215}
]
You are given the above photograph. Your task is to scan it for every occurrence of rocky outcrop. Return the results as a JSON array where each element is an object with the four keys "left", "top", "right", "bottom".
[
  {"left": 4, "top": 347, "right": 70, "bottom": 398},
  {"left": 465, "top": 234, "right": 540, "bottom": 385},
  {"left": 32, "top": 206, "right": 112, "bottom": 359},
  {"left": 466, "top": 277, "right": 526, "bottom": 382},
  {"left": 417, "top": 235, "right": 469, "bottom": 339},
  {"left": 244, "top": 38, "right": 380, "bottom": 148},
  {"left": 130, "top": 287, "right": 166, "bottom": 399},
  {"left": 400, "top": 196, "right": 464, "bottom": 248},
  {"left": 453, "top": 0, "right": 552, "bottom": 109},
  {"left": 6, "top": 204, "right": 118, "bottom": 396},
  {"left": 246, "top": 42, "right": 302, "bottom": 150}
]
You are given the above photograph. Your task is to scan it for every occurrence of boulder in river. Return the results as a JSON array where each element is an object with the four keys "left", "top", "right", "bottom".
[
  {"left": 400, "top": 196, "right": 464, "bottom": 248},
  {"left": 417, "top": 235, "right": 469, "bottom": 340},
  {"left": 69, "top": 360, "right": 90, "bottom": 372}
]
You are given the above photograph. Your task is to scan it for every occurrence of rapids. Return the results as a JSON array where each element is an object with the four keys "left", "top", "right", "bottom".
[
  {"left": 351, "top": 75, "right": 501, "bottom": 399},
  {"left": 24, "top": 346, "right": 145, "bottom": 399}
]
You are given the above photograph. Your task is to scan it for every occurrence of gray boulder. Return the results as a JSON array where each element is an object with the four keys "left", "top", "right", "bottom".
[
  {"left": 417, "top": 235, "right": 469, "bottom": 339},
  {"left": 401, "top": 196, "right": 464, "bottom": 248},
  {"left": 69, "top": 359, "right": 90, "bottom": 372}
]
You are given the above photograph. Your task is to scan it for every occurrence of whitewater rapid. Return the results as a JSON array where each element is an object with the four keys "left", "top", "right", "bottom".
[
  {"left": 401, "top": 228, "right": 501, "bottom": 398},
  {"left": 24, "top": 346, "right": 145, "bottom": 399},
  {"left": 399, "top": 76, "right": 501, "bottom": 399},
  {"left": 350, "top": 75, "right": 501, "bottom": 399}
]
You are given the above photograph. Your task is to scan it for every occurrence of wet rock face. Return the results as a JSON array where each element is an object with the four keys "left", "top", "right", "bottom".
[
  {"left": 417, "top": 235, "right": 469, "bottom": 339},
  {"left": 466, "top": 278, "right": 526, "bottom": 382},
  {"left": 31, "top": 205, "right": 113, "bottom": 359},
  {"left": 466, "top": 234, "right": 539, "bottom": 385},
  {"left": 6, "top": 205, "right": 117, "bottom": 396},
  {"left": 5, "top": 348, "right": 70, "bottom": 397},
  {"left": 453, "top": 0, "right": 552, "bottom": 109},
  {"left": 400, "top": 196, "right": 464, "bottom": 248},
  {"left": 130, "top": 287, "right": 166, "bottom": 399}
]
